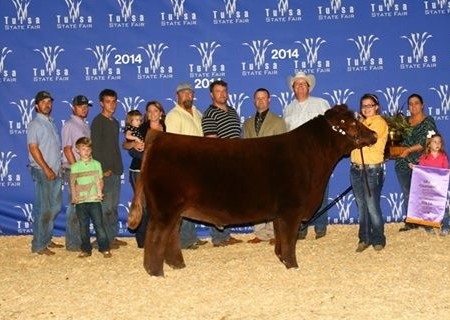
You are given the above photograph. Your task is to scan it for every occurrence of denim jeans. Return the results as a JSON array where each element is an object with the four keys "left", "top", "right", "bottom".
[
  {"left": 395, "top": 165, "right": 412, "bottom": 218},
  {"left": 63, "top": 168, "right": 81, "bottom": 251},
  {"left": 210, "top": 226, "right": 231, "bottom": 244},
  {"left": 299, "top": 182, "right": 329, "bottom": 236},
  {"left": 76, "top": 202, "right": 109, "bottom": 253},
  {"left": 180, "top": 219, "right": 199, "bottom": 248},
  {"left": 102, "top": 174, "right": 121, "bottom": 244},
  {"left": 30, "top": 167, "right": 62, "bottom": 252},
  {"left": 350, "top": 165, "right": 386, "bottom": 246}
]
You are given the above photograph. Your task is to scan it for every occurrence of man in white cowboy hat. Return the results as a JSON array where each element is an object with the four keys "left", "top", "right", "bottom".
[{"left": 283, "top": 71, "right": 331, "bottom": 240}]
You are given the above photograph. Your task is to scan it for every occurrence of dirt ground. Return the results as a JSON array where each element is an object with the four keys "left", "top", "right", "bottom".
[{"left": 1, "top": 223, "right": 450, "bottom": 320}]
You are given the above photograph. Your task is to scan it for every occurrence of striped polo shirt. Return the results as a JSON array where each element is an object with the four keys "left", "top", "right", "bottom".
[{"left": 201, "top": 105, "right": 241, "bottom": 138}]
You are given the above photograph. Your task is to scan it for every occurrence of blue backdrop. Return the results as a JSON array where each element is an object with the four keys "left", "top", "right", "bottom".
[{"left": 1, "top": 0, "right": 449, "bottom": 237}]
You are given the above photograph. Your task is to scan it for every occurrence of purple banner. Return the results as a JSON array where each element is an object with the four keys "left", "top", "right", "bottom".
[{"left": 407, "top": 165, "right": 450, "bottom": 227}]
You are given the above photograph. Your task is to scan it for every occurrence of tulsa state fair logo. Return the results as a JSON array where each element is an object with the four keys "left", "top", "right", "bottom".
[
  {"left": 160, "top": 0, "right": 197, "bottom": 27},
  {"left": 137, "top": 43, "right": 174, "bottom": 80},
  {"left": 317, "top": 0, "right": 356, "bottom": 20},
  {"left": 212, "top": 0, "right": 250, "bottom": 24},
  {"left": 9, "top": 98, "right": 34, "bottom": 134},
  {"left": 399, "top": 32, "right": 437, "bottom": 70},
  {"left": 0, "top": 47, "right": 17, "bottom": 83},
  {"left": 228, "top": 93, "right": 248, "bottom": 124},
  {"left": 346, "top": 34, "right": 384, "bottom": 72},
  {"left": 382, "top": 193, "right": 405, "bottom": 222},
  {"left": 0, "top": 151, "right": 21, "bottom": 187},
  {"left": 334, "top": 194, "right": 356, "bottom": 224},
  {"left": 108, "top": 0, "right": 145, "bottom": 28},
  {"left": 32, "top": 46, "right": 70, "bottom": 82},
  {"left": 15, "top": 203, "right": 33, "bottom": 234},
  {"left": 423, "top": 0, "right": 450, "bottom": 15},
  {"left": 293, "top": 37, "right": 331, "bottom": 74},
  {"left": 264, "top": 0, "right": 302, "bottom": 23},
  {"left": 323, "top": 89, "right": 355, "bottom": 105},
  {"left": 118, "top": 202, "right": 132, "bottom": 234},
  {"left": 56, "top": 0, "right": 93, "bottom": 29},
  {"left": 4, "top": 0, "right": 41, "bottom": 31},
  {"left": 429, "top": 84, "right": 450, "bottom": 120},
  {"left": 118, "top": 96, "right": 145, "bottom": 127},
  {"left": 241, "top": 39, "right": 278, "bottom": 77},
  {"left": 188, "top": 42, "right": 225, "bottom": 79},
  {"left": 85, "top": 45, "right": 121, "bottom": 81},
  {"left": 376, "top": 86, "right": 408, "bottom": 115},
  {"left": 369, "top": 0, "right": 408, "bottom": 17},
  {"left": 272, "top": 92, "right": 294, "bottom": 114}
]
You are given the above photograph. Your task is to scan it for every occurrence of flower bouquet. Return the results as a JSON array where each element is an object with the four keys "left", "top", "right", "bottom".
[{"left": 383, "top": 112, "right": 413, "bottom": 159}]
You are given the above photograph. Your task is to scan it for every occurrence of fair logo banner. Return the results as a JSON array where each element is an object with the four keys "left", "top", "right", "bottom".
[{"left": 406, "top": 165, "right": 450, "bottom": 227}]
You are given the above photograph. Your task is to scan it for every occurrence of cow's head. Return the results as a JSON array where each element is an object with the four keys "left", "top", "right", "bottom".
[{"left": 324, "top": 104, "right": 377, "bottom": 148}]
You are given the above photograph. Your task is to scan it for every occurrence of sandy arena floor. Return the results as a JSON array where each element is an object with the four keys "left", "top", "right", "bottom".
[{"left": 1, "top": 223, "right": 450, "bottom": 320}]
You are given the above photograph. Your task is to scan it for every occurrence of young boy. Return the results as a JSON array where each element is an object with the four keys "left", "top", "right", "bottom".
[{"left": 70, "top": 137, "right": 112, "bottom": 258}]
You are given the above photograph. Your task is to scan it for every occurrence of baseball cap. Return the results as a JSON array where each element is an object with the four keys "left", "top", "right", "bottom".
[
  {"left": 35, "top": 91, "right": 54, "bottom": 103},
  {"left": 72, "top": 95, "right": 92, "bottom": 107},
  {"left": 176, "top": 83, "right": 193, "bottom": 93}
]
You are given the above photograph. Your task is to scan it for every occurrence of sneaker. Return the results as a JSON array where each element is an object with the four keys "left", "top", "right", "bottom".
[
  {"left": 373, "top": 244, "right": 384, "bottom": 251},
  {"left": 195, "top": 239, "right": 208, "bottom": 246},
  {"left": 213, "top": 236, "right": 243, "bottom": 247},
  {"left": 399, "top": 222, "right": 418, "bottom": 232},
  {"left": 355, "top": 242, "right": 370, "bottom": 253},
  {"left": 48, "top": 241, "right": 64, "bottom": 249},
  {"left": 102, "top": 251, "right": 112, "bottom": 258},
  {"left": 315, "top": 232, "right": 326, "bottom": 240},
  {"left": 37, "top": 248, "right": 56, "bottom": 256},
  {"left": 425, "top": 228, "right": 436, "bottom": 235},
  {"left": 440, "top": 229, "right": 449, "bottom": 237},
  {"left": 184, "top": 243, "right": 199, "bottom": 250},
  {"left": 113, "top": 238, "right": 128, "bottom": 246},
  {"left": 78, "top": 251, "right": 92, "bottom": 258},
  {"left": 297, "top": 231, "right": 307, "bottom": 240}
]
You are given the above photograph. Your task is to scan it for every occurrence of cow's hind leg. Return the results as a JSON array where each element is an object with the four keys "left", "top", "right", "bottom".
[
  {"left": 277, "top": 216, "right": 301, "bottom": 269},
  {"left": 143, "top": 219, "right": 170, "bottom": 277},
  {"left": 164, "top": 218, "right": 185, "bottom": 270}
]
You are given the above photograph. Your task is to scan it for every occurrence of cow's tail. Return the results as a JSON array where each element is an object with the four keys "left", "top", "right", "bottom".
[
  {"left": 127, "top": 176, "right": 144, "bottom": 230},
  {"left": 127, "top": 128, "right": 160, "bottom": 230}
]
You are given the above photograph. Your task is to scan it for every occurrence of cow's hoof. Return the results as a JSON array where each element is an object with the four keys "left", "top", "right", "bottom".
[
  {"left": 282, "top": 260, "right": 299, "bottom": 269},
  {"left": 147, "top": 269, "right": 164, "bottom": 277},
  {"left": 168, "top": 261, "right": 186, "bottom": 270}
]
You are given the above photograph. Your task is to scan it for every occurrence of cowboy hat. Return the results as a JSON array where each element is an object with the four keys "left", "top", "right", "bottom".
[{"left": 287, "top": 71, "right": 316, "bottom": 92}]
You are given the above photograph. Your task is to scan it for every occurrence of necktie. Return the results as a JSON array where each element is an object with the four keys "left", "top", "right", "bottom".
[{"left": 255, "top": 114, "right": 263, "bottom": 136}]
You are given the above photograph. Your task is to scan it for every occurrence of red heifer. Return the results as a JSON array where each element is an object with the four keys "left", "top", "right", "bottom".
[{"left": 128, "top": 104, "right": 377, "bottom": 277}]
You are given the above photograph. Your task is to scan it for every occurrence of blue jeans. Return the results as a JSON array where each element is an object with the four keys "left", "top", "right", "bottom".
[
  {"left": 180, "top": 219, "right": 199, "bottom": 248},
  {"left": 76, "top": 202, "right": 109, "bottom": 253},
  {"left": 129, "top": 170, "right": 148, "bottom": 248},
  {"left": 30, "top": 167, "right": 62, "bottom": 252},
  {"left": 210, "top": 226, "right": 231, "bottom": 244},
  {"left": 102, "top": 174, "right": 121, "bottom": 244},
  {"left": 395, "top": 165, "right": 412, "bottom": 218},
  {"left": 299, "top": 182, "right": 329, "bottom": 236},
  {"left": 63, "top": 168, "right": 81, "bottom": 251},
  {"left": 350, "top": 165, "right": 386, "bottom": 246}
]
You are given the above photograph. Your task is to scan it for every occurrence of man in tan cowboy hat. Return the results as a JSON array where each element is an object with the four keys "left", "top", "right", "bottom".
[{"left": 283, "top": 71, "right": 331, "bottom": 240}]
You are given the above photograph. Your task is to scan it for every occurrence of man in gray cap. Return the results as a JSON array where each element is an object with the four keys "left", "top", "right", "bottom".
[
  {"left": 27, "top": 91, "right": 63, "bottom": 255},
  {"left": 61, "top": 95, "right": 92, "bottom": 251},
  {"left": 283, "top": 72, "right": 331, "bottom": 240},
  {"left": 165, "top": 82, "right": 207, "bottom": 249}
]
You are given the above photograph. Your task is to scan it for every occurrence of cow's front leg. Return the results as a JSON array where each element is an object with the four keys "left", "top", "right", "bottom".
[{"left": 164, "top": 218, "right": 185, "bottom": 269}]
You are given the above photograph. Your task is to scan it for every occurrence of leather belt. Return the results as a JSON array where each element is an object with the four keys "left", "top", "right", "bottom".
[{"left": 351, "top": 163, "right": 383, "bottom": 170}]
